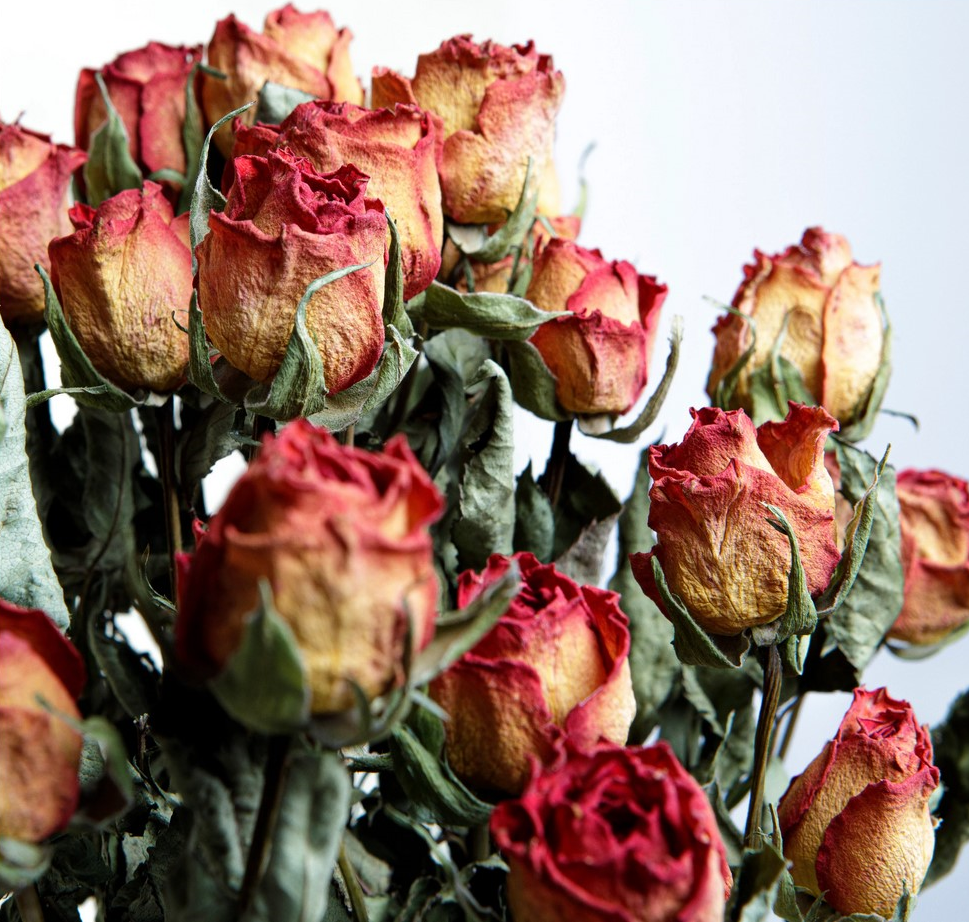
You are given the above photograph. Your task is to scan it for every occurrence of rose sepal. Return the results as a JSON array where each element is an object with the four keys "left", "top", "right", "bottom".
[
  {"left": 37, "top": 265, "right": 146, "bottom": 412},
  {"left": 253, "top": 80, "right": 316, "bottom": 126},
  {"left": 0, "top": 838, "right": 51, "bottom": 894},
  {"left": 649, "top": 555, "right": 748, "bottom": 669},
  {"left": 407, "top": 281, "right": 569, "bottom": 341},
  {"left": 82, "top": 73, "right": 143, "bottom": 208},
  {"left": 209, "top": 579, "right": 311, "bottom": 735},
  {"left": 504, "top": 338, "right": 571, "bottom": 422},
  {"left": 445, "top": 157, "right": 538, "bottom": 265}
]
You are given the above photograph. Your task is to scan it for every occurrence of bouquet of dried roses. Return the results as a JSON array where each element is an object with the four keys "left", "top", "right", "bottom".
[{"left": 2, "top": 6, "right": 968, "bottom": 922}]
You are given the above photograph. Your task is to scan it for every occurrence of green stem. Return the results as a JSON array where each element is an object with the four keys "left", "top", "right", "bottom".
[
  {"left": 542, "top": 418, "right": 573, "bottom": 509},
  {"left": 154, "top": 399, "right": 182, "bottom": 590},
  {"left": 238, "top": 735, "right": 291, "bottom": 914},
  {"left": 470, "top": 823, "right": 491, "bottom": 862},
  {"left": 777, "top": 693, "right": 805, "bottom": 762},
  {"left": 745, "top": 644, "right": 783, "bottom": 848},
  {"left": 338, "top": 839, "right": 370, "bottom": 921}
]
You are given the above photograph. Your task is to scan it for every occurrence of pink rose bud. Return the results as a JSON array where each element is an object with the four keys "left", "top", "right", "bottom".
[
  {"left": 526, "top": 239, "right": 667, "bottom": 416},
  {"left": 0, "top": 121, "right": 86, "bottom": 326},
  {"left": 0, "top": 600, "right": 86, "bottom": 843},
  {"left": 373, "top": 35, "right": 564, "bottom": 225},
  {"left": 491, "top": 741, "right": 732, "bottom": 922},
  {"left": 778, "top": 687, "right": 939, "bottom": 917},
  {"left": 231, "top": 100, "right": 444, "bottom": 301},
  {"left": 195, "top": 150, "right": 387, "bottom": 388},
  {"left": 631, "top": 403, "right": 840, "bottom": 635},
  {"left": 48, "top": 182, "right": 192, "bottom": 393},
  {"left": 74, "top": 42, "right": 202, "bottom": 183},
  {"left": 430, "top": 552, "right": 636, "bottom": 795},
  {"left": 202, "top": 4, "right": 363, "bottom": 156},
  {"left": 176, "top": 420, "right": 443, "bottom": 714},
  {"left": 888, "top": 469, "right": 969, "bottom": 645},
  {"left": 707, "top": 227, "right": 885, "bottom": 426}
]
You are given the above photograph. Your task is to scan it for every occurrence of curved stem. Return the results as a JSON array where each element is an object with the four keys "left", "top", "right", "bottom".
[
  {"left": 745, "top": 644, "right": 783, "bottom": 847},
  {"left": 154, "top": 399, "right": 182, "bottom": 590},
  {"left": 777, "top": 692, "right": 805, "bottom": 762}
]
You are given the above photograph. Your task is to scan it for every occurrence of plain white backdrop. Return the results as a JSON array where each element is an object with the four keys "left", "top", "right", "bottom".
[{"left": 3, "top": 1, "right": 967, "bottom": 918}]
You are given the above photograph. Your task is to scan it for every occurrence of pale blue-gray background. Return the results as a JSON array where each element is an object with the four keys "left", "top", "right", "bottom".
[{"left": 3, "top": 1, "right": 966, "bottom": 917}]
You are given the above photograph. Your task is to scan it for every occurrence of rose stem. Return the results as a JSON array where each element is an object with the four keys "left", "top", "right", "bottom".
[
  {"left": 337, "top": 839, "right": 370, "bottom": 921},
  {"left": 238, "top": 734, "right": 292, "bottom": 913},
  {"left": 341, "top": 423, "right": 355, "bottom": 447},
  {"left": 155, "top": 399, "right": 182, "bottom": 590},
  {"left": 776, "top": 692, "right": 804, "bottom": 762},
  {"left": 385, "top": 320, "right": 428, "bottom": 437},
  {"left": 14, "top": 885, "right": 44, "bottom": 922},
  {"left": 543, "top": 418, "right": 573, "bottom": 508},
  {"left": 744, "top": 643, "right": 783, "bottom": 848},
  {"left": 470, "top": 823, "right": 491, "bottom": 862},
  {"left": 14, "top": 328, "right": 55, "bottom": 454}
]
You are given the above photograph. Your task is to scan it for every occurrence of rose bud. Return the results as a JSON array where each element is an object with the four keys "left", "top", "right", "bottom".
[
  {"left": 372, "top": 35, "right": 564, "bottom": 225},
  {"left": 176, "top": 420, "right": 443, "bottom": 714},
  {"left": 778, "top": 687, "right": 939, "bottom": 917},
  {"left": 886, "top": 469, "right": 969, "bottom": 645},
  {"left": 74, "top": 42, "right": 202, "bottom": 185},
  {"left": 202, "top": 4, "right": 363, "bottom": 156},
  {"left": 0, "top": 121, "right": 86, "bottom": 326},
  {"left": 631, "top": 404, "right": 841, "bottom": 636},
  {"left": 524, "top": 239, "right": 667, "bottom": 416},
  {"left": 48, "top": 182, "right": 192, "bottom": 393},
  {"left": 491, "top": 740, "right": 732, "bottom": 922},
  {"left": 429, "top": 552, "right": 636, "bottom": 795},
  {"left": 231, "top": 100, "right": 444, "bottom": 300},
  {"left": 195, "top": 150, "right": 387, "bottom": 388},
  {"left": 707, "top": 227, "right": 885, "bottom": 427},
  {"left": 0, "top": 599, "right": 86, "bottom": 843}
]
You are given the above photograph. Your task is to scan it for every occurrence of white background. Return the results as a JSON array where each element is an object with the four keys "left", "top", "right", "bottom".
[{"left": 3, "top": 1, "right": 967, "bottom": 917}]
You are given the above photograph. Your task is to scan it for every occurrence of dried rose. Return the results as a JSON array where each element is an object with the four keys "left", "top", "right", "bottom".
[
  {"left": 0, "top": 599, "right": 86, "bottom": 843},
  {"left": 372, "top": 35, "right": 564, "bottom": 225},
  {"left": 491, "top": 740, "right": 732, "bottom": 922},
  {"left": 176, "top": 420, "right": 443, "bottom": 714},
  {"left": 74, "top": 42, "right": 201, "bottom": 182},
  {"left": 48, "top": 181, "right": 192, "bottom": 393},
  {"left": 430, "top": 552, "right": 635, "bottom": 795},
  {"left": 525, "top": 239, "right": 667, "bottom": 416},
  {"left": 0, "top": 121, "right": 85, "bottom": 325},
  {"left": 778, "top": 687, "right": 939, "bottom": 917},
  {"left": 195, "top": 149, "right": 386, "bottom": 388},
  {"left": 887, "top": 469, "right": 969, "bottom": 645},
  {"left": 631, "top": 403, "right": 840, "bottom": 635},
  {"left": 231, "top": 100, "right": 443, "bottom": 301},
  {"left": 707, "top": 227, "right": 885, "bottom": 426},
  {"left": 202, "top": 4, "right": 363, "bottom": 155}
]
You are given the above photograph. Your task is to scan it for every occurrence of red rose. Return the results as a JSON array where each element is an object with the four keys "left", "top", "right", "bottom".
[
  {"left": 525, "top": 239, "right": 667, "bottom": 415},
  {"left": 707, "top": 227, "right": 885, "bottom": 425},
  {"left": 631, "top": 403, "right": 840, "bottom": 635},
  {"left": 176, "top": 420, "right": 444, "bottom": 714},
  {"left": 195, "top": 149, "right": 387, "bottom": 388},
  {"left": 429, "top": 552, "right": 635, "bottom": 795},
  {"left": 0, "top": 600, "right": 86, "bottom": 842},
  {"left": 74, "top": 42, "right": 202, "bottom": 182},
  {"left": 202, "top": 4, "right": 363, "bottom": 156},
  {"left": 491, "top": 741, "right": 732, "bottom": 922},
  {"left": 887, "top": 469, "right": 969, "bottom": 645},
  {"left": 372, "top": 35, "right": 564, "bottom": 225},
  {"left": 778, "top": 687, "right": 939, "bottom": 917},
  {"left": 0, "top": 121, "right": 86, "bottom": 325},
  {"left": 48, "top": 182, "right": 192, "bottom": 393},
  {"left": 231, "top": 100, "right": 444, "bottom": 301}
]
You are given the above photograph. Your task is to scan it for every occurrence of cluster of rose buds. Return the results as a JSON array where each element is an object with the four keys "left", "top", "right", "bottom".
[{"left": 1, "top": 5, "right": 964, "bottom": 922}]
